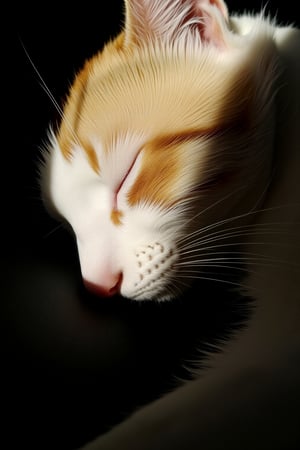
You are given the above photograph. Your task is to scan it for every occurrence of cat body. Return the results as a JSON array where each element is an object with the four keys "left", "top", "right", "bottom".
[{"left": 41, "top": 1, "right": 300, "bottom": 448}]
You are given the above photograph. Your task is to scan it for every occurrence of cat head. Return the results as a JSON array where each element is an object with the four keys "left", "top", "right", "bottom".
[{"left": 41, "top": 0, "right": 278, "bottom": 301}]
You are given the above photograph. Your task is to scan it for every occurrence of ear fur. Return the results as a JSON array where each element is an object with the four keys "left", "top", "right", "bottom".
[{"left": 124, "top": 0, "right": 229, "bottom": 48}]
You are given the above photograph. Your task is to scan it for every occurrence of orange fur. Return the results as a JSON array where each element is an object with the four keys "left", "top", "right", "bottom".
[
  {"left": 56, "top": 32, "right": 257, "bottom": 211},
  {"left": 43, "top": 2, "right": 300, "bottom": 445},
  {"left": 127, "top": 138, "right": 181, "bottom": 207},
  {"left": 110, "top": 209, "right": 123, "bottom": 226}
]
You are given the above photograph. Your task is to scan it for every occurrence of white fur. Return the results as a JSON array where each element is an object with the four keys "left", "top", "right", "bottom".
[
  {"left": 46, "top": 132, "right": 186, "bottom": 300},
  {"left": 79, "top": 11, "right": 300, "bottom": 450},
  {"left": 42, "top": 1, "right": 300, "bottom": 448}
]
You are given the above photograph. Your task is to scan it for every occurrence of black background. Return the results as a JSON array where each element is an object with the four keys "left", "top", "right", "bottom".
[{"left": 3, "top": 2, "right": 300, "bottom": 449}]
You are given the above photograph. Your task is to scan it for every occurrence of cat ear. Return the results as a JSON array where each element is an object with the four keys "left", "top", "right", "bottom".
[{"left": 124, "top": 0, "right": 229, "bottom": 48}]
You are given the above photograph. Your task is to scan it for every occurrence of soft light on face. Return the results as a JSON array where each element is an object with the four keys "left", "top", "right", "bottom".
[{"left": 41, "top": 0, "right": 277, "bottom": 300}]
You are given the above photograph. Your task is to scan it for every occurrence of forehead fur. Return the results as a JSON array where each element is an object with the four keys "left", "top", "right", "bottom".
[
  {"left": 53, "top": 25, "right": 277, "bottom": 212},
  {"left": 57, "top": 34, "right": 257, "bottom": 160}
]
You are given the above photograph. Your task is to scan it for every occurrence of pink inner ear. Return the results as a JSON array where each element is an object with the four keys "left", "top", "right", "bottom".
[
  {"left": 198, "top": 11, "right": 227, "bottom": 48},
  {"left": 125, "top": 0, "right": 228, "bottom": 48},
  {"left": 194, "top": 0, "right": 229, "bottom": 48},
  {"left": 198, "top": 0, "right": 228, "bottom": 21},
  {"left": 163, "top": 0, "right": 229, "bottom": 49}
]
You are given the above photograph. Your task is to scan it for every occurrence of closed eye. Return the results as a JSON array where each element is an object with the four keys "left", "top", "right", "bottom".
[{"left": 114, "top": 150, "right": 142, "bottom": 209}]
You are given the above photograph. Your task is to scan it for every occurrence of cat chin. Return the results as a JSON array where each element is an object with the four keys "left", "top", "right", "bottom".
[
  {"left": 121, "top": 278, "right": 180, "bottom": 302},
  {"left": 124, "top": 291, "right": 177, "bottom": 302}
]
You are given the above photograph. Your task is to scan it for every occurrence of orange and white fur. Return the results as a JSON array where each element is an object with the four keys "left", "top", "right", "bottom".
[{"left": 41, "top": 0, "right": 300, "bottom": 448}]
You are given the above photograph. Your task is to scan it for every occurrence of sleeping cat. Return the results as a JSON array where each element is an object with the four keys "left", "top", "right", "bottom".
[{"left": 40, "top": 0, "right": 300, "bottom": 449}]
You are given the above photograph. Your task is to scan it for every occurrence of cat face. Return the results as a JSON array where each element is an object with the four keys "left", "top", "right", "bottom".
[{"left": 41, "top": 0, "right": 277, "bottom": 300}]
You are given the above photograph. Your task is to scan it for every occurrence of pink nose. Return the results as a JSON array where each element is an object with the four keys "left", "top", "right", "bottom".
[{"left": 83, "top": 272, "right": 122, "bottom": 297}]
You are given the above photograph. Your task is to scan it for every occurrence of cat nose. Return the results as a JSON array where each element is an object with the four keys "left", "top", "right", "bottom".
[{"left": 83, "top": 272, "right": 122, "bottom": 297}]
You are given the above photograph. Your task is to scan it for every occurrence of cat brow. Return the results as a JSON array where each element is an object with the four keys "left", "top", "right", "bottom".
[
  {"left": 153, "top": 128, "right": 221, "bottom": 147},
  {"left": 153, "top": 118, "right": 248, "bottom": 147}
]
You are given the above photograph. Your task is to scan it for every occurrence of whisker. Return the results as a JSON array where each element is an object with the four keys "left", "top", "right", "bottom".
[
  {"left": 177, "top": 255, "right": 297, "bottom": 264},
  {"left": 175, "top": 253, "right": 300, "bottom": 275},
  {"left": 174, "top": 274, "right": 252, "bottom": 291},
  {"left": 177, "top": 265, "right": 252, "bottom": 275},
  {"left": 21, "top": 42, "right": 65, "bottom": 120},
  {"left": 179, "top": 203, "right": 300, "bottom": 246},
  {"left": 21, "top": 40, "right": 81, "bottom": 148},
  {"left": 177, "top": 260, "right": 300, "bottom": 274},
  {"left": 179, "top": 173, "right": 278, "bottom": 244},
  {"left": 180, "top": 227, "right": 294, "bottom": 252},
  {"left": 43, "top": 223, "right": 64, "bottom": 239},
  {"left": 180, "top": 221, "right": 297, "bottom": 246},
  {"left": 248, "top": 170, "right": 275, "bottom": 213},
  {"left": 179, "top": 241, "right": 297, "bottom": 262},
  {"left": 177, "top": 251, "right": 300, "bottom": 267},
  {"left": 180, "top": 184, "right": 248, "bottom": 231},
  {"left": 167, "top": 281, "right": 185, "bottom": 298},
  {"left": 187, "top": 234, "right": 300, "bottom": 254}
]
